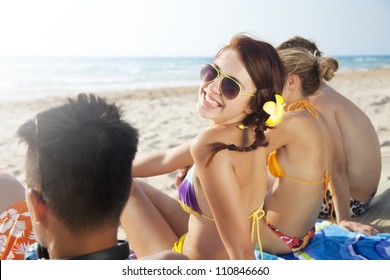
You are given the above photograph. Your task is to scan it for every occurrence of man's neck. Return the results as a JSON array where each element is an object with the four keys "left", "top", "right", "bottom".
[{"left": 47, "top": 227, "right": 120, "bottom": 259}]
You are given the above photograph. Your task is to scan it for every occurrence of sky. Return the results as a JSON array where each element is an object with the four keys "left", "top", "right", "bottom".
[{"left": 0, "top": 0, "right": 389, "bottom": 57}]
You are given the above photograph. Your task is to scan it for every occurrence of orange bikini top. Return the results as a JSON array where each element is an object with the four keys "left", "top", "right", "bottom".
[
  {"left": 268, "top": 99, "right": 322, "bottom": 180},
  {"left": 287, "top": 99, "right": 319, "bottom": 118},
  {"left": 268, "top": 150, "right": 330, "bottom": 185},
  {"left": 268, "top": 151, "right": 335, "bottom": 223},
  {"left": 268, "top": 150, "right": 287, "bottom": 178},
  {"left": 267, "top": 99, "right": 335, "bottom": 222}
]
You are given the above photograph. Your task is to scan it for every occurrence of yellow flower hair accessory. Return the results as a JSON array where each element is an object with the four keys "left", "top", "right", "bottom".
[{"left": 263, "top": 94, "right": 285, "bottom": 127}]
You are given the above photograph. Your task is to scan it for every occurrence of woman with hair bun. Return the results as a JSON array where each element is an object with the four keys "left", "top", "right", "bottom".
[
  {"left": 277, "top": 37, "right": 381, "bottom": 235},
  {"left": 259, "top": 48, "right": 335, "bottom": 254}
]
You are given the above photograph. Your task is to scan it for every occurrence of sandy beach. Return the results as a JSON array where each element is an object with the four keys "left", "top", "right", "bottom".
[{"left": 1, "top": 68, "right": 390, "bottom": 198}]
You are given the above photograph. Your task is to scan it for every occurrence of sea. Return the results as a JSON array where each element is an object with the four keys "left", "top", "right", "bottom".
[{"left": 0, "top": 55, "right": 389, "bottom": 101}]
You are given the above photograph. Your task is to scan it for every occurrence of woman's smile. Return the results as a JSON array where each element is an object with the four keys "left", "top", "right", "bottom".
[{"left": 201, "top": 90, "right": 223, "bottom": 109}]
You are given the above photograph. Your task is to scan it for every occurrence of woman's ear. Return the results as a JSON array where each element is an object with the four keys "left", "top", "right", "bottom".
[
  {"left": 244, "top": 105, "right": 253, "bottom": 114},
  {"left": 286, "top": 74, "right": 299, "bottom": 90},
  {"left": 26, "top": 188, "right": 47, "bottom": 223}
]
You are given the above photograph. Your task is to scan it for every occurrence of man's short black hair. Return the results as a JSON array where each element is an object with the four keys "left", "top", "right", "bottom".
[{"left": 18, "top": 93, "right": 138, "bottom": 233}]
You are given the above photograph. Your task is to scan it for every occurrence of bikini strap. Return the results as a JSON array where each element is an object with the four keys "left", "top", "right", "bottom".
[
  {"left": 284, "top": 174, "right": 327, "bottom": 184},
  {"left": 179, "top": 200, "right": 215, "bottom": 221},
  {"left": 287, "top": 100, "right": 319, "bottom": 118},
  {"left": 285, "top": 170, "right": 335, "bottom": 223},
  {"left": 249, "top": 204, "right": 265, "bottom": 260}
]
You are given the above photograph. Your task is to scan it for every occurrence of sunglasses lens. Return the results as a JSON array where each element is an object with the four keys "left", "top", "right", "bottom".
[
  {"left": 200, "top": 64, "right": 218, "bottom": 82},
  {"left": 221, "top": 78, "right": 240, "bottom": 100}
]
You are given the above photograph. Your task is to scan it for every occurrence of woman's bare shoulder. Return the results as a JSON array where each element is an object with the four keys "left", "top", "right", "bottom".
[
  {"left": 191, "top": 128, "right": 219, "bottom": 155},
  {"left": 284, "top": 110, "right": 322, "bottom": 140},
  {"left": 191, "top": 126, "right": 233, "bottom": 161},
  {"left": 282, "top": 110, "right": 314, "bottom": 131}
]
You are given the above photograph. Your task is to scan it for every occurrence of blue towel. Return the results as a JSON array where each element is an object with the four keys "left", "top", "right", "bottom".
[{"left": 255, "top": 220, "right": 390, "bottom": 260}]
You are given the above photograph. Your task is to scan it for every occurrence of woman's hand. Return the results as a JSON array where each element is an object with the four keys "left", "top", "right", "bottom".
[
  {"left": 175, "top": 165, "right": 192, "bottom": 188},
  {"left": 338, "top": 220, "right": 381, "bottom": 235}
]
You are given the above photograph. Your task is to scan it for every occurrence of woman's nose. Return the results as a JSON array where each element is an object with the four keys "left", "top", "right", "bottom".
[{"left": 207, "top": 77, "right": 222, "bottom": 96}]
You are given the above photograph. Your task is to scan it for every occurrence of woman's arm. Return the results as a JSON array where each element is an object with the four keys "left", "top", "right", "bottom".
[
  {"left": 0, "top": 172, "right": 25, "bottom": 213},
  {"left": 265, "top": 113, "right": 294, "bottom": 155},
  {"left": 191, "top": 134, "right": 255, "bottom": 260},
  {"left": 132, "top": 140, "right": 193, "bottom": 177}
]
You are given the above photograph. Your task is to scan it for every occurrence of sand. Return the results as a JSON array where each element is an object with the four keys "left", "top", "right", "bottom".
[{"left": 1, "top": 68, "right": 390, "bottom": 199}]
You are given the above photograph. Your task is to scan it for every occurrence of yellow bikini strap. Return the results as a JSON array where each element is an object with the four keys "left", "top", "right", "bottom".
[
  {"left": 178, "top": 200, "right": 215, "bottom": 222},
  {"left": 249, "top": 205, "right": 265, "bottom": 260},
  {"left": 287, "top": 100, "right": 319, "bottom": 118}
]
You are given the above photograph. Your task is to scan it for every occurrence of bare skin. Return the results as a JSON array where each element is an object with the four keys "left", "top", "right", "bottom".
[
  {"left": 121, "top": 49, "right": 268, "bottom": 259},
  {"left": 259, "top": 74, "right": 335, "bottom": 255},
  {"left": 174, "top": 77, "right": 381, "bottom": 256},
  {"left": 26, "top": 180, "right": 187, "bottom": 260},
  {"left": 311, "top": 83, "right": 381, "bottom": 234},
  {"left": 0, "top": 172, "right": 25, "bottom": 213}
]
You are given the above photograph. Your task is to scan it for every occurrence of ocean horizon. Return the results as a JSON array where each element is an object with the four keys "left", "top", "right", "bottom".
[{"left": 1, "top": 55, "right": 389, "bottom": 101}]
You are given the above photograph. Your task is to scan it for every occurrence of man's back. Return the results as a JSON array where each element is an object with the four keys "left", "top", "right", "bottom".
[{"left": 311, "top": 83, "right": 381, "bottom": 200}]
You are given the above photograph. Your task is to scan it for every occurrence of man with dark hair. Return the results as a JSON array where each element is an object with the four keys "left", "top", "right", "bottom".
[{"left": 17, "top": 93, "right": 185, "bottom": 259}]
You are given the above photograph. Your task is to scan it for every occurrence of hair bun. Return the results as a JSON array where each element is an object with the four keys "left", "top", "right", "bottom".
[{"left": 320, "top": 57, "right": 339, "bottom": 81}]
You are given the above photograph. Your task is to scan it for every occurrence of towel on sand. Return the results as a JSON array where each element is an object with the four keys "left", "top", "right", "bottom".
[{"left": 256, "top": 220, "right": 390, "bottom": 260}]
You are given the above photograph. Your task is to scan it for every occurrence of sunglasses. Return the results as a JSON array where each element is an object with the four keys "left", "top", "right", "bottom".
[{"left": 200, "top": 64, "right": 255, "bottom": 100}]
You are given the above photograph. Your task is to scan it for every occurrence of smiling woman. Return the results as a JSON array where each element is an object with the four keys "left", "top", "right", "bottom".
[{"left": 120, "top": 33, "right": 286, "bottom": 260}]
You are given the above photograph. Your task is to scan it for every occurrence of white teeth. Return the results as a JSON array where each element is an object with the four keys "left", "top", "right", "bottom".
[{"left": 205, "top": 94, "right": 219, "bottom": 107}]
